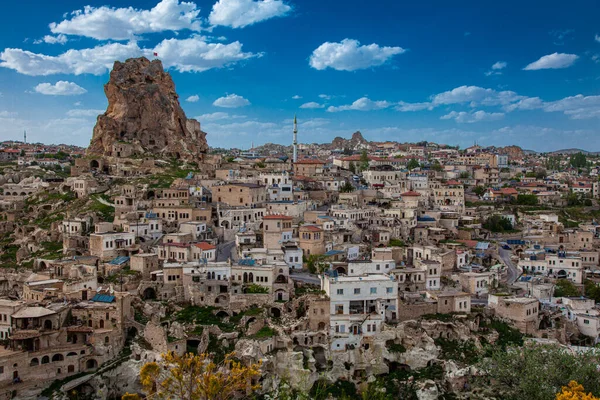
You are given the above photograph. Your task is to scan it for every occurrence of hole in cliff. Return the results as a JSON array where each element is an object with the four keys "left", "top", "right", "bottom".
[
  {"left": 270, "top": 308, "right": 281, "bottom": 318},
  {"left": 387, "top": 361, "right": 411, "bottom": 373},
  {"left": 313, "top": 347, "right": 327, "bottom": 371},
  {"left": 186, "top": 339, "right": 200, "bottom": 354}
]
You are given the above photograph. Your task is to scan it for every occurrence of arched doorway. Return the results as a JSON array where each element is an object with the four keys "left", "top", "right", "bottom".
[
  {"left": 270, "top": 308, "right": 281, "bottom": 318},
  {"left": 52, "top": 354, "right": 64, "bottom": 362},
  {"left": 90, "top": 160, "right": 99, "bottom": 170},
  {"left": 143, "top": 287, "right": 157, "bottom": 300},
  {"left": 86, "top": 359, "right": 98, "bottom": 370}
]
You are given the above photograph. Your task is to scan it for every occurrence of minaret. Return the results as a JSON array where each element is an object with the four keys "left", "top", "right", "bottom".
[
  {"left": 23, "top": 130, "right": 26, "bottom": 144},
  {"left": 292, "top": 114, "right": 298, "bottom": 163}
]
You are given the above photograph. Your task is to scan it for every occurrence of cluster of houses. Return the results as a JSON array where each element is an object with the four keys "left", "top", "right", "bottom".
[{"left": 0, "top": 138, "right": 600, "bottom": 395}]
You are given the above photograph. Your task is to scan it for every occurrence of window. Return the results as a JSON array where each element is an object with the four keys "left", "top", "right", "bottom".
[
  {"left": 370, "top": 288, "right": 377, "bottom": 294},
  {"left": 386, "top": 287, "right": 393, "bottom": 294},
  {"left": 354, "top": 288, "right": 360, "bottom": 295},
  {"left": 584, "top": 319, "right": 590, "bottom": 324},
  {"left": 336, "top": 289, "right": 344, "bottom": 295},
  {"left": 335, "top": 305, "right": 343, "bottom": 314}
]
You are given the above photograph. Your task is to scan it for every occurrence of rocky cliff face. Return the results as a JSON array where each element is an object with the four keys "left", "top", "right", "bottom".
[
  {"left": 87, "top": 57, "right": 208, "bottom": 161},
  {"left": 331, "top": 131, "right": 368, "bottom": 150}
]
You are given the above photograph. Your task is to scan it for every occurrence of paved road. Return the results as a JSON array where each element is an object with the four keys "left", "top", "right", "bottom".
[
  {"left": 290, "top": 271, "right": 321, "bottom": 285},
  {"left": 216, "top": 241, "right": 236, "bottom": 262},
  {"left": 499, "top": 247, "right": 520, "bottom": 284}
]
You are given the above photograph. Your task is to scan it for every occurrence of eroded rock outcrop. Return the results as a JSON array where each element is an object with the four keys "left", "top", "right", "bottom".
[{"left": 87, "top": 57, "right": 208, "bottom": 161}]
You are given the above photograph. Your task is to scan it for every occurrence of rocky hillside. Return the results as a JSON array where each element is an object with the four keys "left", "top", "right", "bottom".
[
  {"left": 331, "top": 131, "right": 368, "bottom": 150},
  {"left": 87, "top": 57, "right": 209, "bottom": 161}
]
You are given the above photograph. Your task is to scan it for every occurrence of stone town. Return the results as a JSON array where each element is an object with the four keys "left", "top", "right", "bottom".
[{"left": 0, "top": 57, "right": 600, "bottom": 399}]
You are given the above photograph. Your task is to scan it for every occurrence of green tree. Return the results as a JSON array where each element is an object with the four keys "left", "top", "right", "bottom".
[
  {"left": 339, "top": 181, "right": 355, "bottom": 193},
  {"left": 570, "top": 152, "right": 587, "bottom": 169},
  {"left": 431, "top": 160, "right": 443, "bottom": 171},
  {"left": 305, "top": 254, "right": 328, "bottom": 274},
  {"left": 473, "top": 186, "right": 487, "bottom": 197},
  {"left": 478, "top": 344, "right": 600, "bottom": 400},
  {"left": 359, "top": 150, "right": 370, "bottom": 171},
  {"left": 348, "top": 162, "right": 356, "bottom": 174},
  {"left": 406, "top": 158, "right": 420, "bottom": 170},
  {"left": 554, "top": 279, "right": 580, "bottom": 297},
  {"left": 459, "top": 171, "right": 471, "bottom": 179},
  {"left": 483, "top": 215, "right": 513, "bottom": 232},
  {"left": 516, "top": 194, "right": 539, "bottom": 206},
  {"left": 584, "top": 279, "right": 600, "bottom": 303}
]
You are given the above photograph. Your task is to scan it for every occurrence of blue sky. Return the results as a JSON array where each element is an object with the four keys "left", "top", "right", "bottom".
[{"left": 0, "top": 0, "right": 600, "bottom": 151}]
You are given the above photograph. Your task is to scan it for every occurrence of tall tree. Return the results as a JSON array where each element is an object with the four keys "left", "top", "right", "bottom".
[{"left": 359, "top": 150, "right": 370, "bottom": 171}]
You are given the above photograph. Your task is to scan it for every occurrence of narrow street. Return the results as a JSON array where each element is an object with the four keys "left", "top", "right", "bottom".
[
  {"left": 216, "top": 240, "right": 236, "bottom": 262},
  {"left": 498, "top": 247, "right": 520, "bottom": 284}
]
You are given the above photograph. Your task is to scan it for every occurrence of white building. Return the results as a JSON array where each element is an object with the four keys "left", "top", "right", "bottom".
[{"left": 321, "top": 273, "right": 398, "bottom": 350}]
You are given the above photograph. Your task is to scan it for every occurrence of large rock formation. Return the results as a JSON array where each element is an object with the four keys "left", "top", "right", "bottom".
[{"left": 87, "top": 57, "right": 208, "bottom": 161}]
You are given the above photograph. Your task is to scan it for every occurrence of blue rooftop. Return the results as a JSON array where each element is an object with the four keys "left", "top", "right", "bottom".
[
  {"left": 475, "top": 242, "right": 490, "bottom": 250},
  {"left": 324, "top": 250, "right": 344, "bottom": 256},
  {"left": 238, "top": 259, "right": 256, "bottom": 266},
  {"left": 91, "top": 294, "right": 115, "bottom": 303},
  {"left": 417, "top": 215, "right": 436, "bottom": 222},
  {"left": 108, "top": 256, "right": 129, "bottom": 265}
]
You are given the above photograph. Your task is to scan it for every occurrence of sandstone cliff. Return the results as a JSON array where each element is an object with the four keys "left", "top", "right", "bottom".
[{"left": 87, "top": 57, "right": 208, "bottom": 161}]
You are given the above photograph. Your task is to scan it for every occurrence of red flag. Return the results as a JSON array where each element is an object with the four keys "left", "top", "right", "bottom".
[{"left": 153, "top": 52, "right": 158, "bottom": 57}]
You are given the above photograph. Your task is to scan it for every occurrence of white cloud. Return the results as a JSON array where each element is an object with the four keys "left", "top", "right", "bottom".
[
  {"left": 300, "top": 102, "right": 324, "bottom": 109},
  {"left": 432, "top": 85, "right": 522, "bottom": 107},
  {"left": 34, "top": 81, "right": 87, "bottom": 95},
  {"left": 492, "top": 61, "right": 507, "bottom": 70},
  {"left": 153, "top": 36, "right": 260, "bottom": 72},
  {"left": 209, "top": 0, "right": 291, "bottom": 28},
  {"left": 523, "top": 52, "right": 579, "bottom": 70},
  {"left": 503, "top": 97, "right": 544, "bottom": 112},
  {"left": 186, "top": 95, "right": 199, "bottom": 102},
  {"left": 441, "top": 110, "right": 504, "bottom": 123},
  {"left": 196, "top": 112, "right": 245, "bottom": 121},
  {"left": 34, "top": 34, "right": 68, "bottom": 45},
  {"left": 213, "top": 94, "right": 250, "bottom": 108},
  {"left": 327, "top": 97, "right": 391, "bottom": 112},
  {"left": 318, "top": 94, "right": 331, "bottom": 99},
  {"left": 50, "top": 0, "right": 202, "bottom": 41},
  {"left": 292, "top": 95, "right": 302, "bottom": 99},
  {"left": 395, "top": 101, "right": 433, "bottom": 112},
  {"left": 0, "top": 37, "right": 258, "bottom": 76},
  {"left": 0, "top": 111, "right": 18, "bottom": 117},
  {"left": 66, "top": 109, "right": 104, "bottom": 117},
  {"left": 595, "top": 34, "right": 600, "bottom": 43},
  {"left": 309, "top": 39, "right": 405, "bottom": 71},
  {"left": 485, "top": 61, "right": 507, "bottom": 76},
  {"left": 543, "top": 94, "right": 600, "bottom": 119}
]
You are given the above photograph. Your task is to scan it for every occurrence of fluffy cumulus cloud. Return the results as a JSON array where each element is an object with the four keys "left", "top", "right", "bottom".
[
  {"left": 327, "top": 97, "right": 391, "bottom": 112},
  {"left": 186, "top": 95, "right": 199, "bottom": 102},
  {"left": 441, "top": 110, "right": 504, "bottom": 123},
  {"left": 318, "top": 94, "right": 331, "bottom": 99},
  {"left": 209, "top": 0, "right": 291, "bottom": 28},
  {"left": 300, "top": 102, "right": 324, "bottom": 109},
  {"left": 523, "top": 52, "right": 579, "bottom": 70},
  {"left": 595, "top": 34, "right": 600, "bottom": 43},
  {"left": 291, "top": 95, "right": 302, "bottom": 99},
  {"left": 34, "top": 34, "right": 68, "bottom": 45},
  {"left": 50, "top": 0, "right": 202, "bottom": 41},
  {"left": 66, "top": 109, "right": 104, "bottom": 117},
  {"left": 34, "top": 81, "right": 87, "bottom": 95},
  {"left": 0, "top": 37, "right": 258, "bottom": 75},
  {"left": 309, "top": 39, "right": 405, "bottom": 71},
  {"left": 213, "top": 93, "right": 251, "bottom": 108}
]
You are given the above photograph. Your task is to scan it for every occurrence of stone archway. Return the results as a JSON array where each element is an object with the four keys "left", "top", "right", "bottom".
[{"left": 143, "top": 287, "right": 157, "bottom": 300}]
